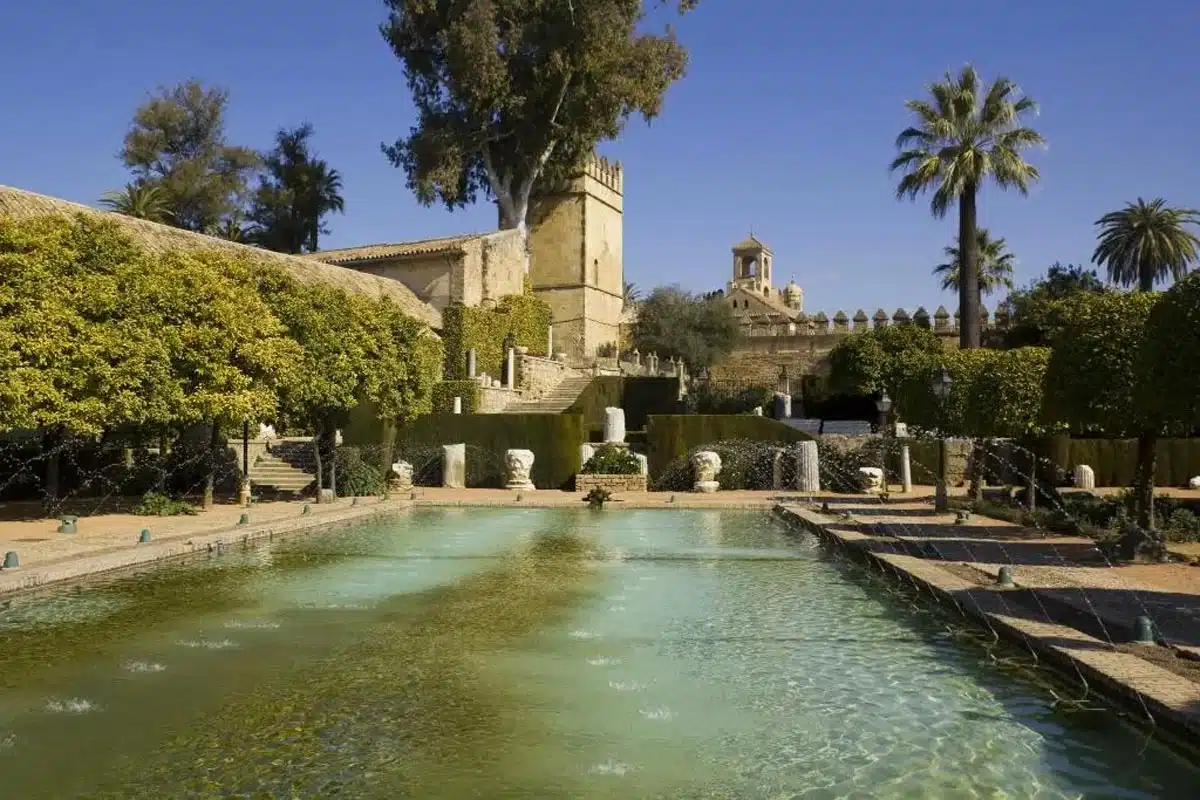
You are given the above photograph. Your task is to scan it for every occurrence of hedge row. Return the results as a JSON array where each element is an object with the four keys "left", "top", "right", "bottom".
[
  {"left": 442, "top": 294, "right": 552, "bottom": 381},
  {"left": 393, "top": 413, "right": 586, "bottom": 490},
  {"left": 566, "top": 376, "right": 681, "bottom": 434},
  {"left": 645, "top": 414, "right": 814, "bottom": 478}
]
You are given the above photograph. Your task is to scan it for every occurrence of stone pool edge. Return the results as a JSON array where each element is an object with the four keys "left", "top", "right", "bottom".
[
  {"left": 0, "top": 499, "right": 410, "bottom": 600},
  {"left": 773, "top": 503, "right": 1200, "bottom": 749}
]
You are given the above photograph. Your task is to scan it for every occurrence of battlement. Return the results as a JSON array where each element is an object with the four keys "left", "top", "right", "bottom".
[
  {"left": 583, "top": 155, "right": 623, "bottom": 195},
  {"left": 738, "top": 302, "right": 1015, "bottom": 337}
]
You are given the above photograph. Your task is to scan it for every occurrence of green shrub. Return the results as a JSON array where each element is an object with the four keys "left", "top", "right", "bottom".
[
  {"left": 133, "top": 492, "right": 197, "bottom": 516},
  {"left": 441, "top": 293, "right": 552, "bottom": 380},
  {"left": 582, "top": 445, "right": 640, "bottom": 475},
  {"left": 651, "top": 440, "right": 781, "bottom": 491},
  {"left": 1165, "top": 508, "right": 1200, "bottom": 543},
  {"left": 566, "top": 376, "right": 681, "bottom": 433},
  {"left": 817, "top": 440, "right": 874, "bottom": 493},
  {"left": 335, "top": 446, "right": 386, "bottom": 497},
  {"left": 584, "top": 487, "right": 612, "bottom": 509}
]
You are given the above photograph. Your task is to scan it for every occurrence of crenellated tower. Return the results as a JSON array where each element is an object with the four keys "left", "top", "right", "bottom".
[{"left": 526, "top": 154, "right": 624, "bottom": 360}]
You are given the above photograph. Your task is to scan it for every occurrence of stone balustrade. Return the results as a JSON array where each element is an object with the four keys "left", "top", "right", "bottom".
[{"left": 737, "top": 303, "right": 1014, "bottom": 338}]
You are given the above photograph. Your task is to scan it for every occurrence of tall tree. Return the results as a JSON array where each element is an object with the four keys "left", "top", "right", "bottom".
[
  {"left": 1092, "top": 198, "right": 1200, "bottom": 292},
  {"left": 623, "top": 281, "right": 641, "bottom": 309},
  {"left": 630, "top": 285, "right": 738, "bottom": 370},
  {"left": 932, "top": 228, "right": 1015, "bottom": 297},
  {"left": 1001, "top": 262, "right": 1108, "bottom": 348},
  {"left": 891, "top": 65, "right": 1044, "bottom": 350},
  {"left": 379, "top": 0, "right": 694, "bottom": 259},
  {"left": 120, "top": 80, "right": 260, "bottom": 233},
  {"left": 248, "top": 124, "right": 345, "bottom": 254},
  {"left": 98, "top": 182, "right": 174, "bottom": 223}
]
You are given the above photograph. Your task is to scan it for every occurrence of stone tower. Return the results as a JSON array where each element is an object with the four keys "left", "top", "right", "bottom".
[
  {"left": 526, "top": 155, "right": 624, "bottom": 360},
  {"left": 729, "top": 235, "right": 773, "bottom": 294}
]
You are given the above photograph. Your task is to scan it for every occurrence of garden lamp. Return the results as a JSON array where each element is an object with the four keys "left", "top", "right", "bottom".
[{"left": 876, "top": 391, "right": 892, "bottom": 415}]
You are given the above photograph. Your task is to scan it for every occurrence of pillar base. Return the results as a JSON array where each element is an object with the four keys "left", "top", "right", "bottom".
[{"left": 693, "top": 481, "right": 720, "bottom": 494}]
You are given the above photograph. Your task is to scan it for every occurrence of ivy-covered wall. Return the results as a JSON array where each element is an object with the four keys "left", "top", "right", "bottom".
[
  {"left": 442, "top": 293, "right": 553, "bottom": 380},
  {"left": 394, "top": 413, "right": 586, "bottom": 490},
  {"left": 645, "top": 415, "right": 814, "bottom": 478}
]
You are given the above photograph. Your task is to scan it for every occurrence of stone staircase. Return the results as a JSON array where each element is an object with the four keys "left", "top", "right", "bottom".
[
  {"left": 504, "top": 375, "right": 594, "bottom": 414},
  {"left": 249, "top": 438, "right": 317, "bottom": 496}
]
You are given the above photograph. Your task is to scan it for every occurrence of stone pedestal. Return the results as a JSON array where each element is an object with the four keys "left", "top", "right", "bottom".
[
  {"left": 603, "top": 407, "right": 626, "bottom": 444},
  {"left": 1074, "top": 464, "right": 1096, "bottom": 490},
  {"left": 452, "top": 396, "right": 463, "bottom": 414},
  {"left": 317, "top": 488, "right": 335, "bottom": 504},
  {"left": 634, "top": 453, "right": 649, "bottom": 476},
  {"left": 859, "top": 467, "right": 884, "bottom": 493},
  {"left": 691, "top": 450, "right": 722, "bottom": 493},
  {"left": 900, "top": 443, "right": 913, "bottom": 493},
  {"left": 238, "top": 478, "right": 252, "bottom": 507},
  {"left": 390, "top": 460, "right": 414, "bottom": 491},
  {"left": 505, "top": 449, "right": 536, "bottom": 490},
  {"left": 443, "top": 444, "right": 466, "bottom": 489},
  {"left": 505, "top": 348, "right": 516, "bottom": 388},
  {"left": 796, "top": 441, "right": 820, "bottom": 492},
  {"left": 751, "top": 406, "right": 763, "bottom": 416},
  {"left": 773, "top": 392, "right": 792, "bottom": 420},
  {"left": 467, "top": 348, "right": 477, "bottom": 378},
  {"left": 580, "top": 443, "right": 596, "bottom": 468}
]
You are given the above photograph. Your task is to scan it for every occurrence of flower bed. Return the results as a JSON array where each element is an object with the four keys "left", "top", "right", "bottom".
[{"left": 575, "top": 473, "right": 647, "bottom": 493}]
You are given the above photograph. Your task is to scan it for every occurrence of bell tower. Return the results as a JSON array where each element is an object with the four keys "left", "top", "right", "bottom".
[
  {"left": 526, "top": 155, "right": 624, "bottom": 360},
  {"left": 728, "top": 235, "right": 773, "bottom": 294}
]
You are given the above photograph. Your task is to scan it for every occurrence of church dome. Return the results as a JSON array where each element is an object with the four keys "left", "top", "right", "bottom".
[{"left": 783, "top": 277, "right": 802, "bottom": 309}]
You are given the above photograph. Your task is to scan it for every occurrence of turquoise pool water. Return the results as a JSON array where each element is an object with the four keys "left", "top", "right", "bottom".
[{"left": 0, "top": 508, "right": 1195, "bottom": 798}]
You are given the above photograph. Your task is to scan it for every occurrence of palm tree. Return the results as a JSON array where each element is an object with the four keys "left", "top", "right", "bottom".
[
  {"left": 98, "top": 182, "right": 173, "bottom": 223},
  {"left": 891, "top": 64, "right": 1044, "bottom": 349},
  {"left": 1091, "top": 198, "right": 1200, "bottom": 532},
  {"left": 302, "top": 159, "right": 344, "bottom": 253},
  {"left": 933, "top": 229, "right": 1016, "bottom": 297},
  {"left": 248, "top": 124, "right": 345, "bottom": 254},
  {"left": 1092, "top": 198, "right": 1200, "bottom": 292},
  {"left": 623, "top": 281, "right": 641, "bottom": 310}
]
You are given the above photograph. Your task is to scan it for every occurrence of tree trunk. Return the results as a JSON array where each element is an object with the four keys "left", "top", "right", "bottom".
[
  {"left": 958, "top": 186, "right": 981, "bottom": 349},
  {"left": 203, "top": 421, "right": 220, "bottom": 509},
  {"left": 328, "top": 428, "right": 338, "bottom": 499},
  {"left": 42, "top": 426, "right": 63, "bottom": 511},
  {"left": 497, "top": 194, "right": 532, "bottom": 275},
  {"left": 312, "top": 420, "right": 325, "bottom": 502},
  {"left": 1135, "top": 428, "right": 1157, "bottom": 530}
]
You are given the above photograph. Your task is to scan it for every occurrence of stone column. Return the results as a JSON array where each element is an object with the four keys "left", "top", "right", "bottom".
[
  {"left": 442, "top": 444, "right": 466, "bottom": 489},
  {"left": 634, "top": 453, "right": 649, "bottom": 476},
  {"left": 691, "top": 450, "right": 722, "bottom": 493},
  {"left": 900, "top": 443, "right": 913, "bottom": 493},
  {"left": 505, "top": 347, "right": 516, "bottom": 388},
  {"left": 796, "top": 440, "right": 820, "bottom": 492},
  {"left": 467, "top": 348, "right": 477, "bottom": 379},
  {"left": 773, "top": 392, "right": 792, "bottom": 420},
  {"left": 751, "top": 406, "right": 763, "bottom": 416},
  {"left": 452, "top": 396, "right": 462, "bottom": 414},
  {"left": 603, "top": 407, "right": 626, "bottom": 444},
  {"left": 580, "top": 443, "right": 596, "bottom": 467},
  {"left": 505, "top": 449, "right": 536, "bottom": 490},
  {"left": 547, "top": 325, "right": 554, "bottom": 358},
  {"left": 1073, "top": 464, "right": 1096, "bottom": 490}
]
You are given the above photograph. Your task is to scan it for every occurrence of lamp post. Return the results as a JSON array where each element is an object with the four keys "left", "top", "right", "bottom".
[
  {"left": 932, "top": 369, "right": 953, "bottom": 512},
  {"left": 876, "top": 390, "right": 892, "bottom": 492}
]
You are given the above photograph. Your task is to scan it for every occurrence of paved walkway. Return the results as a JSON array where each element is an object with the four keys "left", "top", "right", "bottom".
[
  {"left": 777, "top": 502, "right": 1200, "bottom": 740},
  {"left": 804, "top": 500, "right": 1200, "bottom": 657}
]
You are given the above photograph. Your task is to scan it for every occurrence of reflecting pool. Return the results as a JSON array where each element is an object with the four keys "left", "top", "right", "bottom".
[{"left": 0, "top": 508, "right": 1195, "bottom": 798}]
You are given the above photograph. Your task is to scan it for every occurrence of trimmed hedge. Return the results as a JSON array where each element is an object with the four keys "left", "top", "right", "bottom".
[
  {"left": 645, "top": 414, "right": 814, "bottom": 478},
  {"left": 394, "top": 413, "right": 586, "bottom": 490},
  {"left": 442, "top": 293, "right": 552, "bottom": 380},
  {"left": 566, "top": 376, "right": 681, "bottom": 434},
  {"left": 431, "top": 381, "right": 481, "bottom": 414}
]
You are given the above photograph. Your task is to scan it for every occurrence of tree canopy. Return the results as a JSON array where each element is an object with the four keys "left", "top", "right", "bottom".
[
  {"left": 1001, "top": 262, "right": 1109, "bottom": 348},
  {"left": 1092, "top": 198, "right": 1200, "bottom": 292},
  {"left": 891, "top": 65, "right": 1044, "bottom": 350},
  {"left": 1138, "top": 271, "right": 1200, "bottom": 433},
  {"left": 630, "top": 285, "right": 738, "bottom": 370},
  {"left": 379, "top": 0, "right": 694, "bottom": 235},
  {"left": 120, "top": 81, "right": 261, "bottom": 233},
  {"left": 248, "top": 124, "right": 346, "bottom": 254}
]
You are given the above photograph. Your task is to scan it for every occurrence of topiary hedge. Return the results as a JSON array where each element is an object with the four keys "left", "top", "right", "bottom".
[
  {"left": 442, "top": 293, "right": 552, "bottom": 380},
  {"left": 393, "top": 413, "right": 585, "bottom": 490},
  {"left": 566, "top": 376, "right": 681, "bottom": 434},
  {"left": 645, "top": 414, "right": 813, "bottom": 479}
]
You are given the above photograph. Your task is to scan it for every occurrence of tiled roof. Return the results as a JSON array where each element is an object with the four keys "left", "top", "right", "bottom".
[
  {"left": 0, "top": 185, "right": 442, "bottom": 329},
  {"left": 303, "top": 233, "right": 485, "bottom": 265}
]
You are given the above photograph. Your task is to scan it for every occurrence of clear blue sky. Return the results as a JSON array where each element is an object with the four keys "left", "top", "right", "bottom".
[{"left": 3, "top": 0, "right": 1198, "bottom": 315}]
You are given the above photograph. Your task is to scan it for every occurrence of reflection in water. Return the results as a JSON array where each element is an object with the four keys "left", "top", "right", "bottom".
[{"left": 0, "top": 509, "right": 1195, "bottom": 798}]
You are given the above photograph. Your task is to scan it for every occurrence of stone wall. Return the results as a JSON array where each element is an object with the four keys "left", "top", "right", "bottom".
[
  {"left": 516, "top": 352, "right": 578, "bottom": 399},
  {"left": 476, "top": 386, "right": 517, "bottom": 414},
  {"left": 575, "top": 473, "right": 648, "bottom": 493}
]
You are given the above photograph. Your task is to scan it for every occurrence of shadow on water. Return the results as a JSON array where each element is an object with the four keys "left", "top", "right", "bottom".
[{"left": 80, "top": 523, "right": 607, "bottom": 798}]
